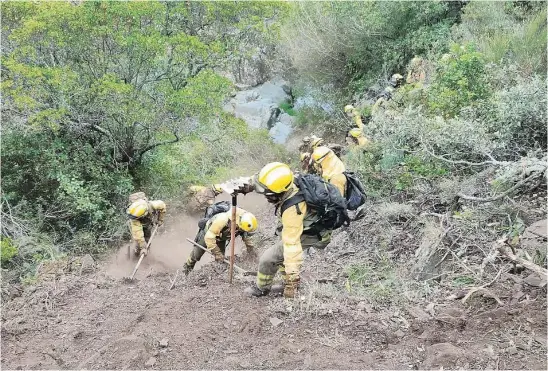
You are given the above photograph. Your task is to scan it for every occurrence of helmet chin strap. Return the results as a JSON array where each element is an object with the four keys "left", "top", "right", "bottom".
[{"left": 265, "top": 193, "right": 282, "bottom": 204}]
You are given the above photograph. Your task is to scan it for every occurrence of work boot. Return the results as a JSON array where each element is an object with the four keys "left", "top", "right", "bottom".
[
  {"left": 271, "top": 283, "right": 285, "bottom": 296},
  {"left": 354, "top": 204, "right": 367, "bottom": 220},
  {"left": 243, "top": 285, "right": 269, "bottom": 297}
]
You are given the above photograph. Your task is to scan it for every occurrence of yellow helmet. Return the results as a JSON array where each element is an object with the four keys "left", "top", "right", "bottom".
[
  {"left": 255, "top": 162, "right": 293, "bottom": 194},
  {"left": 238, "top": 212, "right": 257, "bottom": 233},
  {"left": 310, "top": 136, "right": 324, "bottom": 149},
  {"left": 349, "top": 128, "right": 363, "bottom": 138},
  {"left": 344, "top": 104, "right": 354, "bottom": 113},
  {"left": 127, "top": 199, "right": 149, "bottom": 219},
  {"left": 311, "top": 146, "right": 331, "bottom": 163},
  {"left": 212, "top": 184, "right": 223, "bottom": 194}
]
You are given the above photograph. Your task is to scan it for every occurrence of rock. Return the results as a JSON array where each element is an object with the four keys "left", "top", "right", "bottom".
[
  {"left": 159, "top": 338, "right": 169, "bottom": 348},
  {"left": 412, "top": 223, "right": 446, "bottom": 280},
  {"left": 394, "top": 330, "right": 405, "bottom": 338},
  {"left": 145, "top": 357, "right": 156, "bottom": 367},
  {"left": 406, "top": 306, "right": 430, "bottom": 321},
  {"left": 523, "top": 273, "right": 547, "bottom": 288},
  {"left": 423, "top": 343, "right": 465, "bottom": 369},
  {"left": 79, "top": 254, "right": 96, "bottom": 274},
  {"left": 269, "top": 317, "right": 283, "bottom": 327}
]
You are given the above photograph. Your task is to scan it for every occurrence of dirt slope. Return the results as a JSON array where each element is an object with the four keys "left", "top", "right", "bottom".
[{"left": 2, "top": 194, "right": 547, "bottom": 370}]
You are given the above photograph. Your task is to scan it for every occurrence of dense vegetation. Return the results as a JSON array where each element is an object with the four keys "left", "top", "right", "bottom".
[
  {"left": 1, "top": 1, "right": 287, "bottom": 280},
  {"left": 1, "top": 1, "right": 546, "bottom": 284}
]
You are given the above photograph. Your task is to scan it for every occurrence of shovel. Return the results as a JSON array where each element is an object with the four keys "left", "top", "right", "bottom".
[{"left": 127, "top": 224, "right": 159, "bottom": 280}]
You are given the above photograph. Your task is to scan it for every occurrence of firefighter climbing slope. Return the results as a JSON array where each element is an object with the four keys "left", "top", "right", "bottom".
[
  {"left": 126, "top": 192, "right": 166, "bottom": 256},
  {"left": 311, "top": 145, "right": 347, "bottom": 197},
  {"left": 238, "top": 162, "right": 349, "bottom": 298}
]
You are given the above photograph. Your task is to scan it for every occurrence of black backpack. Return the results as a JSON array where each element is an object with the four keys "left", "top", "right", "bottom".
[
  {"left": 280, "top": 174, "right": 350, "bottom": 233},
  {"left": 344, "top": 171, "right": 366, "bottom": 210},
  {"left": 198, "top": 201, "right": 231, "bottom": 230}
]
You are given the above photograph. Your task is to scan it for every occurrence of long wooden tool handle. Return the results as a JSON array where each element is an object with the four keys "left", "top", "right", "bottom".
[
  {"left": 185, "top": 238, "right": 247, "bottom": 274},
  {"left": 129, "top": 225, "right": 159, "bottom": 279},
  {"left": 229, "top": 194, "right": 237, "bottom": 284}
]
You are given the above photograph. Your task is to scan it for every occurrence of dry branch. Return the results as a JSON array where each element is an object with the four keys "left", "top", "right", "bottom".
[
  {"left": 497, "top": 242, "right": 548, "bottom": 278},
  {"left": 457, "top": 172, "right": 543, "bottom": 203}
]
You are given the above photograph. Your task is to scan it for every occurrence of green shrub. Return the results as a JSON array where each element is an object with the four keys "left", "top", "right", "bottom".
[
  {"left": 1, "top": 237, "right": 18, "bottom": 266},
  {"left": 281, "top": 1, "right": 460, "bottom": 90},
  {"left": 279, "top": 101, "right": 296, "bottom": 116},
  {"left": 428, "top": 43, "right": 491, "bottom": 118},
  {"left": 454, "top": 1, "right": 547, "bottom": 75}
]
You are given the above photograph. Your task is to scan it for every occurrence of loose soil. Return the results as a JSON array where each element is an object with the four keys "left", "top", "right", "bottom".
[{"left": 2, "top": 194, "right": 547, "bottom": 370}]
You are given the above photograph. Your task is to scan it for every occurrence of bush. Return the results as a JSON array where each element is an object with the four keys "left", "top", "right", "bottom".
[
  {"left": 428, "top": 43, "right": 491, "bottom": 118},
  {"left": 454, "top": 1, "right": 547, "bottom": 75},
  {"left": 279, "top": 101, "right": 296, "bottom": 116},
  {"left": 1, "top": 237, "right": 18, "bottom": 267},
  {"left": 281, "top": 1, "right": 460, "bottom": 90},
  {"left": 485, "top": 74, "right": 547, "bottom": 156}
]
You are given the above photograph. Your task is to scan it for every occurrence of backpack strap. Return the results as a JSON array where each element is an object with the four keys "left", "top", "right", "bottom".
[{"left": 279, "top": 193, "right": 305, "bottom": 216}]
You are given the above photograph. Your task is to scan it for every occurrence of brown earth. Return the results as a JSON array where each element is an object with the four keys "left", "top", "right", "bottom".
[{"left": 1, "top": 194, "right": 547, "bottom": 370}]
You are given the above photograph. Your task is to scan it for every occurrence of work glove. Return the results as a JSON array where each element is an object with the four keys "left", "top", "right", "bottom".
[
  {"left": 211, "top": 247, "right": 225, "bottom": 262},
  {"left": 283, "top": 278, "right": 300, "bottom": 298}
]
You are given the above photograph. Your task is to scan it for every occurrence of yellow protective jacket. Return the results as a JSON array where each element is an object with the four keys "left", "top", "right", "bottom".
[
  {"left": 312, "top": 146, "right": 347, "bottom": 197},
  {"left": 352, "top": 112, "right": 364, "bottom": 130},
  {"left": 129, "top": 200, "right": 166, "bottom": 248},
  {"left": 349, "top": 131, "right": 371, "bottom": 148},
  {"left": 204, "top": 207, "right": 255, "bottom": 251},
  {"left": 275, "top": 184, "right": 307, "bottom": 282}
]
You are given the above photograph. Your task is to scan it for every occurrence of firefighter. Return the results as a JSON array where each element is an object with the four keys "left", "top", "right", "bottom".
[
  {"left": 344, "top": 104, "right": 364, "bottom": 129},
  {"left": 187, "top": 184, "right": 223, "bottom": 212},
  {"left": 126, "top": 192, "right": 166, "bottom": 256},
  {"left": 372, "top": 73, "right": 404, "bottom": 114},
  {"left": 182, "top": 208, "right": 257, "bottom": 275},
  {"left": 243, "top": 163, "right": 336, "bottom": 298},
  {"left": 311, "top": 146, "right": 347, "bottom": 197},
  {"left": 346, "top": 127, "right": 371, "bottom": 149}
]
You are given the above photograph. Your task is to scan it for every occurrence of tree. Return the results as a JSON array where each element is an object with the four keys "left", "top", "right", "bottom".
[{"left": 0, "top": 0, "right": 287, "bottom": 253}]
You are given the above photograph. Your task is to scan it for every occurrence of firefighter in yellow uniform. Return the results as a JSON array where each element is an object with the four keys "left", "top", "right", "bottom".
[
  {"left": 298, "top": 135, "right": 323, "bottom": 174},
  {"left": 346, "top": 127, "right": 371, "bottom": 149},
  {"left": 299, "top": 136, "right": 343, "bottom": 174},
  {"left": 243, "top": 163, "right": 333, "bottom": 298},
  {"left": 126, "top": 192, "right": 166, "bottom": 256},
  {"left": 187, "top": 184, "right": 223, "bottom": 212},
  {"left": 182, "top": 208, "right": 258, "bottom": 274},
  {"left": 372, "top": 73, "right": 404, "bottom": 114},
  {"left": 344, "top": 104, "right": 364, "bottom": 129},
  {"left": 311, "top": 146, "right": 347, "bottom": 197}
]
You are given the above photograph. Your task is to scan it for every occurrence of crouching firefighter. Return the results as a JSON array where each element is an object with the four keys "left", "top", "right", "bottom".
[
  {"left": 187, "top": 184, "right": 223, "bottom": 212},
  {"left": 126, "top": 192, "right": 166, "bottom": 256},
  {"left": 242, "top": 162, "right": 349, "bottom": 298},
  {"left": 182, "top": 202, "right": 258, "bottom": 275}
]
